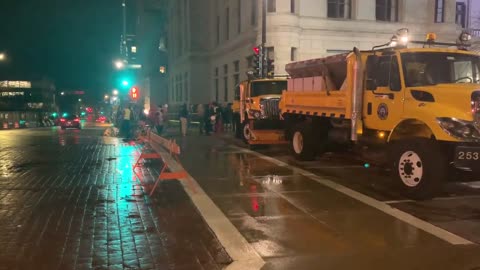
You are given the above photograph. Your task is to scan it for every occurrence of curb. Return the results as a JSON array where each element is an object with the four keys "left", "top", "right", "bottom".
[{"left": 154, "top": 146, "right": 265, "bottom": 270}]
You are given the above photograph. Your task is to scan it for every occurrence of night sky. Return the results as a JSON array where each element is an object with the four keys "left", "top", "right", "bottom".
[{"left": 0, "top": 0, "right": 123, "bottom": 100}]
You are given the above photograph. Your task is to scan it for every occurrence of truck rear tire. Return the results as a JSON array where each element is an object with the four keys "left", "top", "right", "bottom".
[
  {"left": 390, "top": 139, "right": 447, "bottom": 200},
  {"left": 290, "top": 123, "right": 315, "bottom": 161}
]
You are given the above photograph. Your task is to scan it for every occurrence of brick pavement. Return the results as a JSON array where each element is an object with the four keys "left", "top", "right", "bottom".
[{"left": 0, "top": 129, "right": 230, "bottom": 270}]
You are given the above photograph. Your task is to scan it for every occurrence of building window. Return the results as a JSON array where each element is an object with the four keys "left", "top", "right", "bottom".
[
  {"left": 456, "top": 2, "right": 466, "bottom": 28},
  {"left": 435, "top": 0, "right": 445, "bottom": 23},
  {"left": 233, "top": 74, "right": 240, "bottom": 91},
  {"left": 268, "top": 0, "right": 276, "bottom": 12},
  {"left": 131, "top": 46, "right": 137, "bottom": 53},
  {"left": 226, "top": 8, "right": 230, "bottom": 40},
  {"left": 234, "top": 60, "right": 240, "bottom": 72},
  {"left": 291, "top": 0, "right": 296, "bottom": 13},
  {"left": 376, "top": 0, "right": 398, "bottom": 22},
  {"left": 237, "top": 0, "right": 241, "bottom": 33},
  {"left": 224, "top": 77, "right": 229, "bottom": 102},
  {"left": 251, "top": 0, "right": 257, "bottom": 25},
  {"left": 224, "top": 64, "right": 228, "bottom": 75},
  {"left": 291, "top": 47, "right": 297, "bottom": 61},
  {"left": 216, "top": 16, "right": 220, "bottom": 45},
  {"left": 327, "top": 0, "right": 351, "bottom": 19},
  {"left": 215, "top": 67, "right": 219, "bottom": 76}
]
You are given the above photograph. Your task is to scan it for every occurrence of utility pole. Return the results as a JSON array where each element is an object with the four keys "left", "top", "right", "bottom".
[{"left": 262, "top": 0, "right": 267, "bottom": 78}]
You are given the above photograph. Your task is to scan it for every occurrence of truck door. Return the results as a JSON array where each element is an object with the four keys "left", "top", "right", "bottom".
[{"left": 363, "top": 54, "right": 404, "bottom": 131}]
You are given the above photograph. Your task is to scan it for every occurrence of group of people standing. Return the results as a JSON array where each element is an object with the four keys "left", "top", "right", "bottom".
[
  {"left": 197, "top": 102, "right": 233, "bottom": 135},
  {"left": 115, "top": 102, "right": 234, "bottom": 139}
]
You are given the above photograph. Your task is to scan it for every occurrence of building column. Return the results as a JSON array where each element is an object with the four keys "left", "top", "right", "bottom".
[
  {"left": 355, "top": 0, "right": 376, "bottom": 21},
  {"left": 444, "top": 0, "right": 457, "bottom": 24}
]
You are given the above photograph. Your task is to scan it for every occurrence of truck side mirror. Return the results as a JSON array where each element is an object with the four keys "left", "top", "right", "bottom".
[{"left": 366, "top": 55, "right": 379, "bottom": 90}]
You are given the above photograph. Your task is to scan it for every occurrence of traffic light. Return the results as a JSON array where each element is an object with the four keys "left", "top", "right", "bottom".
[
  {"left": 266, "top": 58, "right": 275, "bottom": 77},
  {"left": 252, "top": 45, "right": 263, "bottom": 78},
  {"left": 130, "top": 86, "right": 139, "bottom": 100}
]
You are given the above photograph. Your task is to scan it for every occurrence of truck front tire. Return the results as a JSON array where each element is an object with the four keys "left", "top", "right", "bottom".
[
  {"left": 242, "top": 120, "right": 252, "bottom": 143},
  {"left": 291, "top": 123, "right": 315, "bottom": 161},
  {"left": 390, "top": 139, "right": 447, "bottom": 200}
]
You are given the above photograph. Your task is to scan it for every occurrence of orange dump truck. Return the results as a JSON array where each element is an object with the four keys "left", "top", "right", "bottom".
[{"left": 249, "top": 31, "right": 480, "bottom": 199}]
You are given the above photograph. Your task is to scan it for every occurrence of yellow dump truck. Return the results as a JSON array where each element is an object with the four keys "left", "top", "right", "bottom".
[
  {"left": 272, "top": 30, "right": 480, "bottom": 198},
  {"left": 233, "top": 78, "right": 287, "bottom": 143}
]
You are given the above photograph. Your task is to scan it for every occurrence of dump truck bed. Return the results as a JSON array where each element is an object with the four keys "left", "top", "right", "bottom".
[
  {"left": 281, "top": 52, "right": 355, "bottom": 119},
  {"left": 282, "top": 90, "right": 351, "bottom": 119}
]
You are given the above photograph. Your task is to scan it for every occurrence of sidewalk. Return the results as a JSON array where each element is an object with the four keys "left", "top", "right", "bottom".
[{"left": 0, "top": 129, "right": 230, "bottom": 270}]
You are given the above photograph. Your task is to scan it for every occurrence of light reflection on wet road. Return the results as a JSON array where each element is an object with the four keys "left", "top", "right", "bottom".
[
  {"left": 178, "top": 134, "right": 480, "bottom": 270},
  {"left": 0, "top": 126, "right": 230, "bottom": 270}
]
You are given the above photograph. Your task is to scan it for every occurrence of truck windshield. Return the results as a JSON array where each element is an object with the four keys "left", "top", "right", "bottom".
[
  {"left": 401, "top": 52, "right": 480, "bottom": 87},
  {"left": 251, "top": 81, "right": 287, "bottom": 97}
]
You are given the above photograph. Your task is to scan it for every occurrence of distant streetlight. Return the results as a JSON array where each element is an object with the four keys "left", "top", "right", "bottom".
[
  {"left": 104, "top": 94, "right": 109, "bottom": 99},
  {"left": 60, "top": 92, "right": 65, "bottom": 96},
  {"left": 0, "top": 53, "right": 5, "bottom": 61},
  {"left": 78, "top": 98, "right": 82, "bottom": 102},
  {"left": 114, "top": 60, "right": 125, "bottom": 69},
  {"left": 112, "top": 89, "right": 119, "bottom": 96}
]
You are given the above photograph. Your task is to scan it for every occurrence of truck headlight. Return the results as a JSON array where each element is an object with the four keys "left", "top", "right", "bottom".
[
  {"left": 248, "top": 110, "right": 262, "bottom": 119},
  {"left": 437, "top": 117, "right": 480, "bottom": 140}
]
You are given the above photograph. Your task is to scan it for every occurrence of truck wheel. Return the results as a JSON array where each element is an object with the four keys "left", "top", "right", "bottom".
[
  {"left": 242, "top": 120, "right": 252, "bottom": 143},
  {"left": 390, "top": 139, "right": 447, "bottom": 200},
  {"left": 291, "top": 123, "right": 315, "bottom": 161}
]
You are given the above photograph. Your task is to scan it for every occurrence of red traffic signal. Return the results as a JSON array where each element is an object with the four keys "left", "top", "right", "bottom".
[
  {"left": 253, "top": 46, "right": 260, "bottom": 55},
  {"left": 130, "top": 86, "right": 139, "bottom": 100}
]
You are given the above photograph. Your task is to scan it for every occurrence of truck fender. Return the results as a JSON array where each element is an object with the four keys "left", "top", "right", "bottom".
[{"left": 388, "top": 119, "right": 435, "bottom": 142}]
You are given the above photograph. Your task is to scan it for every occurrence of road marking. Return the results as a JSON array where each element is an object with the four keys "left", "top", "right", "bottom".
[
  {"left": 384, "top": 194, "right": 480, "bottom": 204},
  {"left": 460, "top": 181, "right": 480, "bottom": 189},
  {"left": 233, "top": 146, "right": 474, "bottom": 246},
  {"left": 153, "top": 146, "right": 265, "bottom": 270}
]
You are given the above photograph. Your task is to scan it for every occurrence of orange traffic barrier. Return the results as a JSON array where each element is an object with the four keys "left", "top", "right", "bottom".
[
  {"left": 2, "top": 122, "right": 7, "bottom": 129},
  {"left": 14, "top": 122, "right": 19, "bottom": 129},
  {"left": 133, "top": 130, "right": 193, "bottom": 196}
]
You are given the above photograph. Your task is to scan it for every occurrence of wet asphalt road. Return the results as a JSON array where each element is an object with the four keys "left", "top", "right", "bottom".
[
  {"left": 4, "top": 124, "right": 480, "bottom": 270},
  {"left": 0, "top": 124, "right": 230, "bottom": 270},
  {"left": 176, "top": 131, "right": 480, "bottom": 270}
]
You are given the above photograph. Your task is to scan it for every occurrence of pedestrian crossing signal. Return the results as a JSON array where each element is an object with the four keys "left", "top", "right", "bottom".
[{"left": 130, "top": 86, "right": 139, "bottom": 100}]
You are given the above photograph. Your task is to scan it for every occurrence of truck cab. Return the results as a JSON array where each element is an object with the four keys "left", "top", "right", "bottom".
[{"left": 233, "top": 78, "right": 287, "bottom": 142}]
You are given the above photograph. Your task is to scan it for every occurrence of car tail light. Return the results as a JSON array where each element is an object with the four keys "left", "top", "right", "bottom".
[
  {"left": 60, "top": 118, "right": 66, "bottom": 122},
  {"left": 74, "top": 118, "right": 80, "bottom": 122}
]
